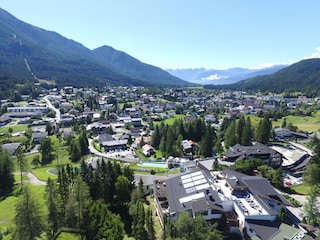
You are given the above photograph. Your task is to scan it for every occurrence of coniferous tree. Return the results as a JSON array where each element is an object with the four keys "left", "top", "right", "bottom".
[
  {"left": 214, "top": 139, "right": 223, "bottom": 155},
  {"left": 139, "top": 136, "right": 145, "bottom": 148},
  {"left": 173, "top": 134, "right": 183, "bottom": 157},
  {"left": 70, "top": 139, "right": 81, "bottom": 162},
  {"left": 241, "top": 117, "right": 252, "bottom": 146},
  {"left": 39, "top": 138, "right": 54, "bottom": 165},
  {"left": 73, "top": 175, "right": 91, "bottom": 229},
  {"left": 165, "top": 128, "right": 175, "bottom": 157},
  {"left": 151, "top": 125, "right": 161, "bottom": 148},
  {"left": 78, "top": 131, "right": 89, "bottom": 156},
  {"left": 145, "top": 207, "right": 156, "bottom": 240},
  {"left": 13, "top": 186, "right": 45, "bottom": 240},
  {"left": 132, "top": 200, "right": 145, "bottom": 240},
  {"left": 256, "top": 114, "right": 272, "bottom": 144},
  {"left": 198, "top": 124, "right": 214, "bottom": 157},
  {"left": 224, "top": 121, "right": 237, "bottom": 148},
  {"left": 236, "top": 116, "right": 245, "bottom": 143},
  {"left": 86, "top": 200, "right": 125, "bottom": 240},
  {"left": 46, "top": 178, "right": 60, "bottom": 237},
  {"left": 15, "top": 148, "right": 28, "bottom": 190},
  {"left": 0, "top": 148, "right": 14, "bottom": 197},
  {"left": 304, "top": 185, "right": 319, "bottom": 226},
  {"left": 114, "top": 175, "right": 131, "bottom": 205},
  {"left": 303, "top": 163, "right": 320, "bottom": 185}
]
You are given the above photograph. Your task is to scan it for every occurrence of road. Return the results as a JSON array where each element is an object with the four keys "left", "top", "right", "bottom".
[
  {"left": 88, "top": 138, "right": 139, "bottom": 163},
  {"left": 43, "top": 95, "right": 61, "bottom": 124}
]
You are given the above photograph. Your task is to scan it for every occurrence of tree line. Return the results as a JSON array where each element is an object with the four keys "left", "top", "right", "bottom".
[{"left": 151, "top": 117, "right": 219, "bottom": 158}]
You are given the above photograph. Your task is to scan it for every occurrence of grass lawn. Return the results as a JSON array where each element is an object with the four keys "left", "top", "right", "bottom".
[
  {"left": 14, "top": 174, "right": 28, "bottom": 183},
  {"left": 56, "top": 232, "right": 82, "bottom": 240},
  {"left": 0, "top": 195, "right": 19, "bottom": 229},
  {"left": 24, "top": 152, "right": 41, "bottom": 165},
  {"left": 31, "top": 167, "right": 57, "bottom": 181},
  {"left": 248, "top": 114, "right": 320, "bottom": 132},
  {"left": 153, "top": 114, "right": 185, "bottom": 126},
  {"left": 0, "top": 124, "right": 29, "bottom": 134},
  {"left": 146, "top": 195, "right": 163, "bottom": 240},
  {"left": 283, "top": 115, "right": 320, "bottom": 132},
  {"left": 92, "top": 140, "right": 104, "bottom": 152},
  {"left": 290, "top": 184, "right": 312, "bottom": 195},
  {"left": 0, "top": 184, "right": 47, "bottom": 239}
]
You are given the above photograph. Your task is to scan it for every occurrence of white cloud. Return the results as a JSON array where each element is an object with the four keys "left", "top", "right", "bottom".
[
  {"left": 201, "top": 74, "right": 226, "bottom": 81},
  {"left": 304, "top": 46, "right": 320, "bottom": 59}
]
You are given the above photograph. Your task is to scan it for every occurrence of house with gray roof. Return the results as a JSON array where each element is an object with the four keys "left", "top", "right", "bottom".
[
  {"left": 98, "top": 133, "right": 127, "bottom": 151},
  {"left": 154, "top": 168, "right": 307, "bottom": 239},
  {"left": 2, "top": 142, "right": 21, "bottom": 155},
  {"left": 224, "top": 142, "right": 283, "bottom": 167}
]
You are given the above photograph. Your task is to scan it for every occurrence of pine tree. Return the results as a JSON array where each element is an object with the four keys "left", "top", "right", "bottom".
[
  {"left": 145, "top": 207, "right": 155, "bottom": 240},
  {"left": 236, "top": 116, "right": 245, "bottom": 143},
  {"left": 304, "top": 185, "right": 319, "bottom": 226},
  {"left": 114, "top": 175, "right": 131, "bottom": 205},
  {"left": 15, "top": 148, "right": 28, "bottom": 191},
  {"left": 241, "top": 117, "right": 252, "bottom": 146},
  {"left": 70, "top": 139, "right": 81, "bottom": 162},
  {"left": 256, "top": 114, "right": 272, "bottom": 144},
  {"left": 151, "top": 125, "right": 161, "bottom": 149},
  {"left": 133, "top": 200, "right": 145, "bottom": 240},
  {"left": 39, "top": 138, "right": 54, "bottom": 165},
  {"left": 86, "top": 200, "right": 125, "bottom": 240},
  {"left": 13, "top": 186, "right": 45, "bottom": 240},
  {"left": 78, "top": 131, "right": 89, "bottom": 156},
  {"left": 46, "top": 178, "right": 60, "bottom": 237},
  {"left": 73, "top": 175, "right": 91, "bottom": 229},
  {"left": 224, "top": 121, "right": 236, "bottom": 148},
  {"left": 0, "top": 148, "right": 14, "bottom": 197}
]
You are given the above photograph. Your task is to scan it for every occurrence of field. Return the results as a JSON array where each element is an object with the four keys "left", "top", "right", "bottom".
[
  {"left": 153, "top": 114, "right": 185, "bottom": 126},
  {"left": 284, "top": 114, "right": 320, "bottom": 132},
  {"left": 248, "top": 112, "right": 320, "bottom": 132}
]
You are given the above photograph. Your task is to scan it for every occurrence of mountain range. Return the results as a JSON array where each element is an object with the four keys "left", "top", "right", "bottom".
[
  {"left": 1, "top": 7, "right": 320, "bottom": 97},
  {"left": 0, "top": 7, "right": 193, "bottom": 94},
  {"left": 166, "top": 65, "right": 287, "bottom": 85}
]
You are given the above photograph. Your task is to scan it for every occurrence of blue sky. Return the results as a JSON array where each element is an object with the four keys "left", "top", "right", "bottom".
[{"left": 1, "top": 1, "right": 320, "bottom": 69}]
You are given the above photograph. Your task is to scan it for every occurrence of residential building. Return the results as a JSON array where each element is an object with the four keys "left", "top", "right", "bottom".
[
  {"left": 224, "top": 143, "right": 283, "bottom": 167},
  {"left": 2, "top": 142, "right": 21, "bottom": 155},
  {"left": 0, "top": 116, "right": 11, "bottom": 126},
  {"left": 142, "top": 144, "right": 155, "bottom": 157}
]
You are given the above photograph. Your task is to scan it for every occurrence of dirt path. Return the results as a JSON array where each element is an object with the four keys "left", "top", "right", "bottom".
[{"left": 14, "top": 172, "right": 47, "bottom": 186}]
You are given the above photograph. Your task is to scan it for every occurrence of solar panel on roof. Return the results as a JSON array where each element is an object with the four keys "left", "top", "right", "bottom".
[
  {"left": 185, "top": 186, "right": 197, "bottom": 193},
  {"left": 179, "top": 192, "right": 205, "bottom": 204},
  {"left": 195, "top": 183, "right": 210, "bottom": 191},
  {"left": 184, "top": 182, "right": 195, "bottom": 188},
  {"left": 194, "top": 178, "right": 207, "bottom": 186},
  {"left": 192, "top": 175, "right": 205, "bottom": 181},
  {"left": 190, "top": 171, "right": 203, "bottom": 177},
  {"left": 182, "top": 177, "right": 193, "bottom": 184},
  {"left": 181, "top": 174, "right": 191, "bottom": 180}
]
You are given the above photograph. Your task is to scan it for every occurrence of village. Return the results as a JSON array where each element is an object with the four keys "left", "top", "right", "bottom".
[{"left": 1, "top": 85, "right": 320, "bottom": 239}]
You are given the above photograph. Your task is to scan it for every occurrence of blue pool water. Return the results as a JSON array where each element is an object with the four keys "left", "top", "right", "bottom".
[{"left": 138, "top": 161, "right": 167, "bottom": 168}]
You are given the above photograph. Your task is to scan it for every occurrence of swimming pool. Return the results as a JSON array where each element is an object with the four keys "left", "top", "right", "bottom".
[{"left": 138, "top": 161, "right": 167, "bottom": 168}]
